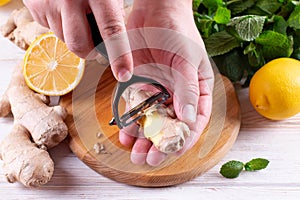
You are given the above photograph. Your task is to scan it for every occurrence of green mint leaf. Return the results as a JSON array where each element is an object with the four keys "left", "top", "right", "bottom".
[
  {"left": 244, "top": 42, "right": 266, "bottom": 68},
  {"left": 277, "top": 1, "right": 296, "bottom": 18},
  {"left": 245, "top": 158, "right": 269, "bottom": 171},
  {"left": 272, "top": 15, "right": 288, "bottom": 35},
  {"left": 228, "top": 15, "right": 266, "bottom": 41},
  {"left": 287, "top": 5, "right": 300, "bottom": 29},
  {"left": 227, "top": 0, "right": 256, "bottom": 16},
  {"left": 194, "top": 12, "right": 214, "bottom": 38},
  {"left": 256, "top": 0, "right": 282, "bottom": 15},
  {"left": 203, "top": 0, "right": 224, "bottom": 14},
  {"left": 204, "top": 31, "right": 240, "bottom": 57},
  {"left": 255, "top": 30, "right": 294, "bottom": 60},
  {"left": 214, "top": 7, "right": 231, "bottom": 24},
  {"left": 198, "top": 19, "right": 215, "bottom": 38},
  {"left": 213, "top": 49, "right": 247, "bottom": 81},
  {"left": 193, "top": 0, "right": 201, "bottom": 11},
  {"left": 220, "top": 160, "right": 244, "bottom": 178},
  {"left": 245, "top": 5, "right": 270, "bottom": 15}
]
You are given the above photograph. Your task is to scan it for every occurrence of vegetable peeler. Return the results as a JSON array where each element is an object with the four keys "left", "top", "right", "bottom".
[{"left": 88, "top": 13, "right": 170, "bottom": 129}]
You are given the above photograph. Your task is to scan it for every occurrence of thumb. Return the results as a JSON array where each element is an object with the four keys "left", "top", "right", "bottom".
[
  {"left": 172, "top": 66, "right": 199, "bottom": 124},
  {"left": 89, "top": 0, "right": 133, "bottom": 82}
]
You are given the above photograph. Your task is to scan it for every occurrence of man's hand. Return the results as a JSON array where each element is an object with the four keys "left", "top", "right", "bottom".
[
  {"left": 23, "top": 0, "right": 133, "bottom": 82},
  {"left": 118, "top": 0, "right": 214, "bottom": 166}
]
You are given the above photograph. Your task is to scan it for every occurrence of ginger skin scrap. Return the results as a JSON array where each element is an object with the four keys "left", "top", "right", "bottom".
[{"left": 0, "top": 65, "right": 68, "bottom": 187}]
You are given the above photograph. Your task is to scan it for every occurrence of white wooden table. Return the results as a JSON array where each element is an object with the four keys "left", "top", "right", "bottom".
[{"left": 1, "top": 1, "right": 300, "bottom": 199}]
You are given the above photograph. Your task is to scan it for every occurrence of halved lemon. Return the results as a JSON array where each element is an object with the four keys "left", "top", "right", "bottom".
[
  {"left": 0, "top": 0, "right": 10, "bottom": 6},
  {"left": 23, "top": 32, "right": 85, "bottom": 96}
]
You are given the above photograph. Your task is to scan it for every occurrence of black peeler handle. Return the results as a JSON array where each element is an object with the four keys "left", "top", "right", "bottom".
[{"left": 109, "top": 75, "right": 170, "bottom": 129}]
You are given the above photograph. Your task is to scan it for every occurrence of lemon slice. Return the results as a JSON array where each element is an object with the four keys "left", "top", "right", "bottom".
[
  {"left": 0, "top": 0, "right": 10, "bottom": 6},
  {"left": 23, "top": 32, "right": 85, "bottom": 96}
]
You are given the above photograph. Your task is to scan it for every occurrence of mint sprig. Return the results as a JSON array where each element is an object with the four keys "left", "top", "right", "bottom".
[{"left": 220, "top": 158, "right": 269, "bottom": 179}]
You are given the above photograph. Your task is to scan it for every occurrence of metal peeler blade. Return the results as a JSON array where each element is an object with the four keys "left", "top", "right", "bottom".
[
  {"left": 88, "top": 12, "right": 170, "bottom": 129},
  {"left": 109, "top": 75, "right": 170, "bottom": 129}
]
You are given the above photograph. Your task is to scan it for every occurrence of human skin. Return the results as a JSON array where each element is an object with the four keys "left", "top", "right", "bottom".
[
  {"left": 119, "top": 0, "right": 214, "bottom": 166},
  {"left": 23, "top": 0, "right": 133, "bottom": 82},
  {"left": 23, "top": 0, "right": 214, "bottom": 166}
]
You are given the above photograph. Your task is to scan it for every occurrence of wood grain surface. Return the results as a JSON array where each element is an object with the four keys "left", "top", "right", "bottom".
[
  {"left": 2, "top": 2, "right": 300, "bottom": 199},
  {"left": 60, "top": 60, "right": 241, "bottom": 187}
]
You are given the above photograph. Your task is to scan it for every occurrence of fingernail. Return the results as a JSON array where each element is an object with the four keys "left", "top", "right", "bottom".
[
  {"left": 118, "top": 69, "right": 132, "bottom": 82},
  {"left": 182, "top": 104, "right": 196, "bottom": 123}
]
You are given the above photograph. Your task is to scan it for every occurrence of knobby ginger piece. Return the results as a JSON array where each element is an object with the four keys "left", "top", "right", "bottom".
[
  {"left": 0, "top": 124, "right": 54, "bottom": 187},
  {"left": 123, "top": 87, "right": 190, "bottom": 153},
  {"left": 1, "top": 7, "right": 49, "bottom": 50},
  {"left": 0, "top": 65, "right": 68, "bottom": 149},
  {"left": 0, "top": 64, "right": 68, "bottom": 187}
]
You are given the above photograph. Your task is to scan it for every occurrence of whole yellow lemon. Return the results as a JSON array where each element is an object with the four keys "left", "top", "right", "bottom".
[
  {"left": 249, "top": 58, "right": 300, "bottom": 120},
  {"left": 0, "top": 0, "right": 10, "bottom": 6}
]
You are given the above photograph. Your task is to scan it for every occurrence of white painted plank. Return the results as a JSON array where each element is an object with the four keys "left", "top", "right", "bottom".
[{"left": 0, "top": 1, "right": 300, "bottom": 199}]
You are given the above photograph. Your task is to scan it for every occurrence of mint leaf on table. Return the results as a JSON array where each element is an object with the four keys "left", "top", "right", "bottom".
[
  {"left": 220, "top": 160, "right": 244, "bottom": 179},
  {"left": 245, "top": 158, "right": 270, "bottom": 171},
  {"left": 228, "top": 15, "right": 266, "bottom": 41},
  {"left": 287, "top": 5, "right": 300, "bottom": 29},
  {"left": 204, "top": 31, "right": 240, "bottom": 57},
  {"left": 214, "top": 7, "right": 231, "bottom": 24},
  {"left": 220, "top": 158, "right": 270, "bottom": 179}
]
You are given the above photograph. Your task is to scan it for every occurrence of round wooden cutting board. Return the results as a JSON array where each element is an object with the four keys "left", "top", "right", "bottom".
[{"left": 60, "top": 60, "right": 241, "bottom": 187}]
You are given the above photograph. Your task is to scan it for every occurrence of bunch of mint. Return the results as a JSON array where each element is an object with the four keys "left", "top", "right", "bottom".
[{"left": 193, "top": 0, "right": 300, "bottom": 85}]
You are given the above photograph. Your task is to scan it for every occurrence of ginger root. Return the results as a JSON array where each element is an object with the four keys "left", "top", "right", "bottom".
[
  {"left": 0, "top": 65, "right": 68, "bottom": 187},
  {"left": 0, "top": 125, "right": 54, "bottom": 187},
  {"left": 1, "top": 7, "right": 49, "bottom": 50},
  {"left": 124, "top": 87, "right": 190, "bottom": 153}
]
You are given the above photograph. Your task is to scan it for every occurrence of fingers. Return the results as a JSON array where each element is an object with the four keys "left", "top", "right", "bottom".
[
  {"left": 23, "top": 0, "right": 49, "bottom": 28},
  {"left": 131, "top": 139, "right": 167, "bottom": 166},
  {"left": 61, "top": 1, "right": 94, "bottom": 58},
  {"left": 46, "top": 13, "right": 63, "bottom": 41},
  {"left": 172, "top": 61, "right": 199, "bottom": 124},
  {"left": 146, "top": 146, "right": 167, "bottom": 166},
  {"left": 119, "top": 123, "right": 167, "bottom": 166},
  {"left": 119, "top": 123, "right": 139, "bottom": 147},
  {"left": 89, "top": 0, "right": 133, "bottom": 82},
  {"left": 130, "top": 138, "right": 152, "bottom": 165}
]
